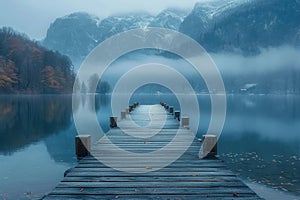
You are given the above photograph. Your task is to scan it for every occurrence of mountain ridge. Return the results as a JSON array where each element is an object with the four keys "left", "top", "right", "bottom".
[
  {"left": 42, "top": 9, "right": 189, "bottom": 68},
  {"left": 42, "top": 0, "right": 300, "bottom": 67}
]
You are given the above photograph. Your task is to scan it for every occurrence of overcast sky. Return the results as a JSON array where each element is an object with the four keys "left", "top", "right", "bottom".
[{"left": 0, "top": 0, "right": 205, "bottom": 40}]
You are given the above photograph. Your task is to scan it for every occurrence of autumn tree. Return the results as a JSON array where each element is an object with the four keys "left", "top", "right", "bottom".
[{"left": 0, "top": 27, "right": 75, "bottom": 94}]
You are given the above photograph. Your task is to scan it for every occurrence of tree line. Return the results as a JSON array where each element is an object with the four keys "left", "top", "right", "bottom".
[{"left": 0, "top": 27, "right": 75, "bottom": 94}]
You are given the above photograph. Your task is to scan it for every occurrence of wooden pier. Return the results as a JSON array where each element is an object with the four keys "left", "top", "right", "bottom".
[{"left": 44, "top": 104, "right": 262, "bottom": 199}]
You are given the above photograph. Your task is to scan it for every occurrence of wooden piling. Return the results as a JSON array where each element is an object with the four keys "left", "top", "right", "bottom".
[
  {"left": 174, "top": 111, "right": 180, "bottom": 121},
  {"left": 129, "top": 106, "right": 134, "bottom": 112},
  {"left": 75, "top": 135, "right": 91, "bottom": 158},
  {"left": 121, "top": 111, "right": 126, "bottom": 120},
  {"left": 169, "top": 106, "right": 174, "bottom": 114},
  {"left": 199, "top": 134, "right": 218, "bottom": 159},
  {"left": 110, "top": 116, "right": 118, "bottom": 128},
  {"left": 181, "top": 116, "right": 189, "bottom": 128}
]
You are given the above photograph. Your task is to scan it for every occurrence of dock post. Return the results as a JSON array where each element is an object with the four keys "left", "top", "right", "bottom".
[
  {"left": 169, "top": 106, "right": 174, "bottom": 115},
  {"left": 75, "top": 135, "right": 91, "bottom": 158},
  {"left": 174, "top": 111, "right": 180, "bottom": 121},
  {"left": 129, "top": 105, "right": 134, "bottom": 112},
  {"left": 181, "top": 116, "right": 189, "bottom": 128},
  {"left": 110, "top": 116, "right": 118, "bottom": 128},
  {"left": 121, "top": 111, "right": 126, "bottom": 120},
  {"left": 199, "top": 135, "right": 217, "bottom": 159}
]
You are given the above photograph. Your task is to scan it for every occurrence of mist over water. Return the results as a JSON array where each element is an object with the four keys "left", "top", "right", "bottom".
[
  {"left": 93, "top": 46, "right": 300, "bottom": 95},
  {"left": 211, "top": 46, "right": 300, "bottom": 74}
]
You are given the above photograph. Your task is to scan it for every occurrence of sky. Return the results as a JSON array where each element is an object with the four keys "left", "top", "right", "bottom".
[{"left": 0, "top": 0, "right": 204, "bottom": 40}]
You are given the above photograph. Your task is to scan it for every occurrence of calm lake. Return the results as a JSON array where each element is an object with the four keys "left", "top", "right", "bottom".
[{"left": 0, "top": 94, "right": 299, "bottom": 199}]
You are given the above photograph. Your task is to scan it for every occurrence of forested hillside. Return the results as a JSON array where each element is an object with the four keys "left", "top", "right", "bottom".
[{"left": 0, "top": 27, "right": 74, "bottom": 94}]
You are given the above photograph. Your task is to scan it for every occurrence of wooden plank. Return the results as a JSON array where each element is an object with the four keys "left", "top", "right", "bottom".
[
  {"left": 73, "top": 161, "right": 228, "bottom": 167},
  {"left": 70, "top": 167, "right": 230, "bottom": 172},
  {"left": 80, "top": 157, "right": 221, "bottom": 162},
  {"left": 56, "top": 181, "right": 247, "bottom": 188},
  {"left": 65, "top": 171, "right": 237, "bottom": 177},
  {"left": 62, "top": 176, "right": 241, "bottom": 182},
  {"left": 44, "top": 195, "right": 262, "bottom": 200},
  {"left": 48, "top": 187, "right": 256, "bottom": 195}
]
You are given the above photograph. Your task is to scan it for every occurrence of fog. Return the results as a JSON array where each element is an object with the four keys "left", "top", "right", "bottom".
[
  {"left": 80, "top": 45, "right": 300, "bottom": 94},
  {"left": 211, "top": 46, "right": 300, "bottom": 75}
]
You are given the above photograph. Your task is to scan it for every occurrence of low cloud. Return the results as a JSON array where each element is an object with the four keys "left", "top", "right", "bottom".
[{"left": 211, "top": 46, "right": 300, "bottom": 76}]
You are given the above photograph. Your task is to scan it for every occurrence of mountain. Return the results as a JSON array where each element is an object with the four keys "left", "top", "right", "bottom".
[
  {"left": 0, "top": 27, "right": 74, "bottom": 94},
  {"left": 43, "top": 0, "right": 300, "bottom": 65},
  {"left": 43, "top": 12, "right": 101, "bottom": 67},
  {"left": 149, "top": 8, "right": 188, "bottom": 30},
  {"left": 180, "top": 0, "right": 300, "bottom": 55},
  {"left": 42, "top": 9, "right": 189, "bottom": 69},
  {"left": 179, "top": 0, "right": 249, "bottom": 39}
]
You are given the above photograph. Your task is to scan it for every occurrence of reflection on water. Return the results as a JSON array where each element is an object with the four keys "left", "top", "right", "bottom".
[
  {"left": 0, "top": 95, "right": 77, "bottom": 200},
  {"left": 220, "top": 95, "right": 300, "bottom": 196},
  {"left": 0, "top": 95, "right": 73, "bottom": 155},
  {"left": 0, "top": 94, "right": 299, "bottom": 199}
]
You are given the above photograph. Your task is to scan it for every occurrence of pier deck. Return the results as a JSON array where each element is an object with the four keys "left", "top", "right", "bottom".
[{"left": 44, "top": 104, "right": 261, "bottom": 199}]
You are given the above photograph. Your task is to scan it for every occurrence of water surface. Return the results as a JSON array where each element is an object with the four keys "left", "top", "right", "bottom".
[{"left": 0, "top": 94, "right": 299, "bottom": 199}]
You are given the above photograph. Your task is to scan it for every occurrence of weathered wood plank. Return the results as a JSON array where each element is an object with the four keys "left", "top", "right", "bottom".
[
  {"left": 80, "top": 156, "right": 221, "bottom": 162},
  {"left": 56, "top": 181, "right": 247, "bottom": 188},
  {"left": 45, "top": 194, "right": 260, "bottom": 200},
  {"left": 62, "top": 176, "right": 241, "bottom": 182},
  {"left": 44, "top": 195, "right": 262, "bottom": 200},
  {"left": 65, "top": 171, "right": 237, "bottom": 177},
  {"left": 48, "top": 187, "right": 256, "bottom": 196},
  {"left": 69, "top": 167, "right": 230, "bottom": 173}
]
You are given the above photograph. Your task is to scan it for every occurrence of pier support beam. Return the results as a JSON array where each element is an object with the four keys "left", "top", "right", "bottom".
[
  {"left": 75, "top": 135, "right": 91, "bottom": 158},
  {"left": 199, "top": 134, "right": 217, "bottom": 159}
]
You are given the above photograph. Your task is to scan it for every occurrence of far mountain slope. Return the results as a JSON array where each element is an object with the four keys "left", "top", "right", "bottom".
[
  {"left": 42, "top": 9, "right": 189, "bottom": 69},
  {"left": 180, "top": 0, "right": 300, "bottom": 54}
]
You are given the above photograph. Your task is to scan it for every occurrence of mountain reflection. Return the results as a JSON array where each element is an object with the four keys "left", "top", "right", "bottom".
[{"left": 0, "top": 95, "right": 73, "bottom": 155}]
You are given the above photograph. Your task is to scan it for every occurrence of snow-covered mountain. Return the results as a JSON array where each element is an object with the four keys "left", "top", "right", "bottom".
[
  {"left": 43, "top": 0, "right": 300, "bottom": 67},
  {"left": 42, "top": 9, "right": 189, "bottom": 68},
  {"left": 180, "top": 0, "right": 300, "bottom": 55},
  {"left": 149, "top": 8, "right": 188, "bottom": 30},
  {"left": 179, "top": 0, "right": 251, "bottom": 39},
  {"left": 97, "top": 13, "right": 154, "bottom": 42},
  {"left": 43, "top": 12, "right": 101, "bottom": 66}
]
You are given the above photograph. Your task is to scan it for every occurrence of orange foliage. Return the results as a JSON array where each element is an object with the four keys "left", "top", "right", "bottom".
[
  {"left": 0, "top": 56, "right": 18, "bottom": 90},
  {"left": 0, "top": 27, "right": 74, "bottom": 93}
]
